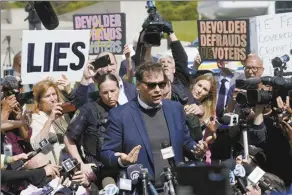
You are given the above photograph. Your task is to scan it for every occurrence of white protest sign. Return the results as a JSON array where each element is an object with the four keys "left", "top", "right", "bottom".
[
  {"left": 21, "top": 30, "right": 90, "bottom": 84},
  {"left": 249, "top": 12, "right": 292, "bottom": 76}
]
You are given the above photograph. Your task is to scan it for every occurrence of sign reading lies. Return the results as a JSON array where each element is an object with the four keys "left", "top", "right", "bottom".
[
  {"left": 21, "top": 30, "right": 90, "bottom": 84},
  {"left": 73, "top": 13, "right": 126, "bottom": 55},
  {"left": 198, "top": 19, "right": 250, "bottom": 61}
]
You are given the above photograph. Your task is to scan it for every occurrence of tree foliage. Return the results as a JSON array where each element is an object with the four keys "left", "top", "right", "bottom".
[{"left": 155, "top": 1, "right": 198, "bottom": 21}]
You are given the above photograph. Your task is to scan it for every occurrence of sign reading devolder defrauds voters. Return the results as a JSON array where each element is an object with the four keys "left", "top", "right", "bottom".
[
  {"left": 73, "top": 13, "right": 126, "bottom": 55},
  {"left": 21, "top": 30, "right": 90, "bottom": 84},
  {"left": 198, "top": 19, "right": 250, "bottom": 61}
]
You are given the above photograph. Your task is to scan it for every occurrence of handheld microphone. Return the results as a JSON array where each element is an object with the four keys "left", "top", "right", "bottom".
[
  {"left": 233, "top": 164, "right": 248, "bottom": 194},
  {"left": 8, "top": 136, "right": 58, "bottom": 170},
  {"left": 161, "top": 141, "right": 175, "bottom": 168},
  {"left": 126, "top": 164, "right": 143, "bottom": 185},
  {"left": 118, "top": 170, "right": 131, "bottom": 194},
  {"left": 99, "top": 177, "right": 119, "bottom": 195},
  {"left": 138, "top": 170, "right": 150, "bottom": 195},
  {"left": 161, "top": 167, "right": 176, "bottom": 195},
  {"left": 28, "top": 1, "right": 59, "bottom": 30}
]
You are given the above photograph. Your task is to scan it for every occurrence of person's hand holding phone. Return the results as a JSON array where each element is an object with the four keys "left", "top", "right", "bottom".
[
  {"left": 123, "top": 45, "right": 131, "bottom": 59},
  {"left": 80, "top": 60, "right": 100, "bottom": 85},
  {"left": 48, "top": 103, "right": 63, "bottom": 122}
]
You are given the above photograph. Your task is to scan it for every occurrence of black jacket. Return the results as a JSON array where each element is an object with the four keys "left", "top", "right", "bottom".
[{"left": 170, "top": 40, "right": 195, "bottom": 105}]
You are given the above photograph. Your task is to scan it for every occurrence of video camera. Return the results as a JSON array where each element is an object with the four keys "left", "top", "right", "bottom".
[
  {"left": 142, "top": 1, "right": 164, "bottom": 47},
  {"left": 1, "top": 75, "right": 34, "bottom": 106},
  {"left": 235, "top": 53, "right": 292, "bottom": 105},
  {"left": 236, "top": 76, "right": 292, "bottom": 105}
]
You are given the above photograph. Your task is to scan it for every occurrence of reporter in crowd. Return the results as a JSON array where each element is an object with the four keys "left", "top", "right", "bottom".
[
  {"left": 30, "top": 79, "right": 70, "bottom": 165},
  {"left": 19, "top": 154, "right": 92, "bottom": 195},
  {"left": 1, "top": 153, "right": 28, "bottom": 169},
  {"left": 74, "top": 52, "right": 137, "bottom": 108},
  {"left": 65, "top": 73, "right": 122, "bottom": 186},
  {"left": 208, "top": 55, "right": 267, "bottom": 163},
  {"left": 101, "top": 62, "right": 208, "bottom": 190},
  {"left": 1, "top": 90, "right": 32, "bottom": 156}
]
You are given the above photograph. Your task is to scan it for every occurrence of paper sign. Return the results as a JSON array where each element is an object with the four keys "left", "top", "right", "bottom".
[
  {"left": 21, "top": 30, "right": 90, "bottom": 84},
  {"left": 197, "top": 19, "right": 250, "bottom": 61},
  {"left": 249, "top": 12, "right": 292, "bottom": 76},
  {"left": 73, "top": 13, "right": 126, "bottom": 55}
]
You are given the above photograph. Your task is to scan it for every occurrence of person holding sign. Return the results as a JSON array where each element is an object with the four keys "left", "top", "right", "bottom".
[{"left": 74, "top": 52, "right": 137, "bottom": 108}]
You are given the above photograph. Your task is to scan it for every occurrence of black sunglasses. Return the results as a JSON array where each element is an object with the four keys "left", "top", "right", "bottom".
[{"left": 141, "top": 81, "right": 167, "bottom": 89}]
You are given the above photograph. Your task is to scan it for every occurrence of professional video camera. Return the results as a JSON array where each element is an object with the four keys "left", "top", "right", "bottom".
[
  {"left": 142, "top": 1, "right": 164, "bottom": 47},
  {"left": 135, "top": 1, "right": 165, "bottom": 67},
  {"left": 1, "top": 75, "right": 34, "bottom": 106},
  {"left": 236, "top": 76, "right": 292, "bottom": 105}
]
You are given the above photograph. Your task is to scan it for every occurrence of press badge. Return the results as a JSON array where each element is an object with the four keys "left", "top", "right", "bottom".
[{"left": 3, "top": 143, "right": 13, "bottom": 157}]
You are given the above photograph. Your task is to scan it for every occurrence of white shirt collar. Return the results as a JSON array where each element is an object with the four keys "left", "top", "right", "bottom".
[
  {"left": 219, "top": 74, "right": 231, "bottom": 82},
  {"left": 137, "top": 94, "right": 162, "bottom": 110},
  {"left": 118, "top": 77, "right": 124, "bottom": 89}
]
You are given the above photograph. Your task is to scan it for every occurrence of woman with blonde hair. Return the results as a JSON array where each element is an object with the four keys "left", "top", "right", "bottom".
[
  {"left": 30, "top": 79, "right": 70, "bottom": 165},
  {"left": 191, "top": 74, "right": 217, "bottom": 123}
]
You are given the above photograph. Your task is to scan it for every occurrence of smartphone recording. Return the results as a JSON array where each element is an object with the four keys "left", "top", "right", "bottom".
[
  {"left": 60, "top": 102, "right": 76, "bottom": 114},
  {"left": 92, "top": 55, "right": 111, "bottom": 70}
]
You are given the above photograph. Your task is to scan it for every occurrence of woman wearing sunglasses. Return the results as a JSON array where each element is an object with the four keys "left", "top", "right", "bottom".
[{"left": 64, "top": 73, "right": 121, "bottom": 188}]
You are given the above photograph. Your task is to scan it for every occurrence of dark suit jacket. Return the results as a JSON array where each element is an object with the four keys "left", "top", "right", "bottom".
[
  {"left": 73, "top": 79, "right": 137, "bottom": 108},
  {"left": 215, "top": 72, "right": 245, "bottom": 108},
  {"left": 101, "top": 99, "right": 196, "bottom": 178}
]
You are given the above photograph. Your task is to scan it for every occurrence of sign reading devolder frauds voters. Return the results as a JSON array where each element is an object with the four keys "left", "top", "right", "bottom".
[
  {"left": 198, "top": 19, "right": 250, "bottom": 61},
  {"left": 73, "top": 13, "right": 126, "bottom": 55},
  {"left": 21, "top": 30, "right": 90, "bottom": 84}
]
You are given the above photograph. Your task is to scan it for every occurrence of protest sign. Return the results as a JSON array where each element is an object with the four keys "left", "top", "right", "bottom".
[
  {"left": 73, "top": 13, "right": 126, "bottom": 55},
  {"left": 197, "top": 19, "right": 250, "bottom": 61},
  {"left": 250, "top": 12, "right": 292, "bottom": 76},
  {"left": 21, "top": 30, "right": 90, "bottom": 84}
]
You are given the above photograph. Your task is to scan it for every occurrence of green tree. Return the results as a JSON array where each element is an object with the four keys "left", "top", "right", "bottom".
[{"left": 156, "top": 1, "right": 198, "bottom": 21}]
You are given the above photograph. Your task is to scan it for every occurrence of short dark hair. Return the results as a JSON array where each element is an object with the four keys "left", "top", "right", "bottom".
[
  {"left": 135, "top": 62, "right": 165, "bottom": 82},
  {"left": 97, "top": 73, "right": 119, "bottom": 89}
]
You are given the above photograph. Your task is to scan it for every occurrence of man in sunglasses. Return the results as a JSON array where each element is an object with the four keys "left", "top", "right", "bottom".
[{"left": 101, "top": 62, "right": 208, "bottom": 192}]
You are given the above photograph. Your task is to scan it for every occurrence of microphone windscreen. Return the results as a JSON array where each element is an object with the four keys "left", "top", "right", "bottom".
[
  {"left": 126, "top": 164, "right": 142, "bottom": 185},
  {"left": 31, "top": 1, "right": 59, "bottom": 30},
  {"left": 2, "top": 75, "right": 19, "bottom": 90},
  {"left": 161, "top": 141, "right": 169, "bottom": 149},
  {"left": 102, "top": 177, "right": 116, "bottom": 189},
  {"left": 48, "top": 135, "right": 58, "bottom": 145}
]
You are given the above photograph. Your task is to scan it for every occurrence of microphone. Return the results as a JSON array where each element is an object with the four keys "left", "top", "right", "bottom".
[
  {"left": 233, "top": 164, "right": 248, "bottom": 194},
  {"left": 126, "top": 164, "right": 143, "bottom": 185},
  {"left": 28, "top": 1, "right": 59, "bottom": 30},
  {"left": 161, "top": 141, "right": 175, "bottom": 168},
  {"left": 118, "top": 170, "right": 131, "bottom": 195},
  {"left": 8, "top": 136, "right": 58, "bottom": 170},
  {"left": 100, "top": 177, "right": 119, "bottom": 195},
  {"left": 160, "top": 167, "right": 176, "bottom": 195},
  {"left": 1, "top": 75, "right": 19, "bottom": 90}
]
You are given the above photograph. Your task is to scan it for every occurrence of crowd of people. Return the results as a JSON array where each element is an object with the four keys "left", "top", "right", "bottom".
[{"left": 1, "top": 19, "right": 292, "bottom": 195}]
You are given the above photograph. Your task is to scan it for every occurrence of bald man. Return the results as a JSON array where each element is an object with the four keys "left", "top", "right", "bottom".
[
  {"left": 74, "top": 51, "right": 137, "bottom": 108},
  {"left": 243, "top": 54, "right": 264, "bottom": 79}
]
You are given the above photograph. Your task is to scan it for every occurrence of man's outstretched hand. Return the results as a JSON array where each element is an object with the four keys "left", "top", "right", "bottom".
[{"left": 115, "top": 145, "right": 142, "bottom": 166}]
